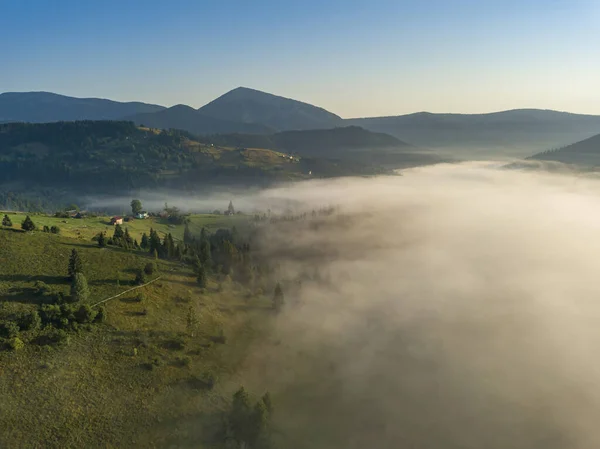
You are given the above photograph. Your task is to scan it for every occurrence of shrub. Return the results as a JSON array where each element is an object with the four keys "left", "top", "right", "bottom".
[
  {"left": 0, "top": 320, "right": 19, "bottom": 339},
  {"left": 134, "top": 269, "right": 147, "bottom": 286},
  {"left": 135, "top": 292, "right": 145, "bottom": 303},
  {"left": 34, "top": 327, "right": 70, "bottom": 346},
  {"left": 42, "top": 225, "right": 50, "bottom": 233},
  {"left": 7, "top": 337, "right": 24, "bottom": 351},
  {"left": 74, "top": 304, "right": 97, "bottom": 324},
  {"left": 34, "top": 281, "right": 50, "bottom": 296},
  {"left": 189, "top": 371, "right": 218, "bottom": 390},
  {"left": 144, "top": 262, "right": 157, "bottom": 276},
  {"left": 94, "top": 306, "right": 106, "bottom": 323},
  {"left": 50, "top": 226, "right": 61, "bottom": 234},
  {"left": 200, "top": 371, "right": 217, "bottom": 389},
  {"left": 16, "top": 310, "right": 41, "bottom": 332}
]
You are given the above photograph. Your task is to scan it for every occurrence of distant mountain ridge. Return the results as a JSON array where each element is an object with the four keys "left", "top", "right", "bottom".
[
  {"left": 347, "top": 109, "right": 600, "bottom": 158},
  {"left": 0, "top": 91, "right": 165, "bottom": 123},
  {"left": 3, "top": 89, "right": 600, "bottom": 159}
]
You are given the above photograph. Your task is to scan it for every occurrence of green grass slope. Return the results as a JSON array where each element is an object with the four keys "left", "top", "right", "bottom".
[{"left": 0, "top": 220, "right": 275, "bottom": 448}]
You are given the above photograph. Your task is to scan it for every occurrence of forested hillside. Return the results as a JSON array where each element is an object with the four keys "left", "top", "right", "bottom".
[{"left": 0, "top": 121, "right": 390, "bottom": 210}]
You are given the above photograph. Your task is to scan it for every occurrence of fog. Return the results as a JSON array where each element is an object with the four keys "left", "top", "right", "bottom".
[{"left": 237, "top": 163, "right": 600, "bottom": 449}]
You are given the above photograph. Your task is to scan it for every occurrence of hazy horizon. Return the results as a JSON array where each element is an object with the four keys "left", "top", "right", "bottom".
[{"left": 1, "top": 0, "right": 599, "bottom": 117}]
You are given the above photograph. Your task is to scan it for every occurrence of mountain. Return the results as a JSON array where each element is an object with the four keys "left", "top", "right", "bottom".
[
  {"left": 127, "top": 104, "right": 274, "bottom": 135},
  {"left": 204, "top": 126, "right": 448, "bottom": 168},
  {"left": 347, "top": 109, "right": 600, "bottom": 159},
  {"left": 0, "top": 91, "right": 165, "bottom": 123},
  {"left": 198, "top": 87, "right": 343, "bottom": 131},
  {"left": 526, "top": 133, "right": 600, "bottom": 167}
]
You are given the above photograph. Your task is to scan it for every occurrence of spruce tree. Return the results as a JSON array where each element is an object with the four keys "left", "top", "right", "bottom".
[
  {"left": 167, "top": 233, "right": 175, "bottom": 259},
  {"left": 68, "top": 249, "right": 83, "bottom": 280},
  {"left": 148, "top": 228, "right": 162, "bottom": 256},
  {"left": 183, "top": 223, "right": 193, "bottom": 245},
  {"left": 250, "top": 399, "right": 270, "bottom": 447},
  {"left": 228, "top": 200, "right": 235, "bottom": 215},
  {"left": 113, "top": 224, "right": 124, "bottom": 241},
  {"left": 197, "top": 263, "right": 207, "bottom": 288},
  {"left": 97, "top": 232, "right": 107, "bottom": 248},
  {"left": 231, "top": 387, "right": 252, "bottom": 444},
  {"left": 124, "top": 227, "right": 133, "bottom": 248},
  {"left": 21, "top": 215, "right": 36, "bottom": 231},
  {"left": 2, "top": 214, "right": 12, "bottom": 227},
  {"left": 70, "top": 272, "right": 90, "bottom": 302},
  {"left": 200, "top": 239, "right": 212, "bottom": 266},
  {"left": 273, "top": 282, "right": 284, "bottom": 312},
  {"left": 140, "top": 232, "right": 149, "bottom": 250}
]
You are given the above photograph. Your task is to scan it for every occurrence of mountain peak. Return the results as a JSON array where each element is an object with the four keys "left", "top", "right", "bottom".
[{"left": 198, "top": 87, "right": 342, "bottom": 131}]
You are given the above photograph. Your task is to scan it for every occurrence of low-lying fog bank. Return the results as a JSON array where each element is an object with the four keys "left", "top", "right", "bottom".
[{"left": 240, "top": 162, "right": 600, "bottom": 449}]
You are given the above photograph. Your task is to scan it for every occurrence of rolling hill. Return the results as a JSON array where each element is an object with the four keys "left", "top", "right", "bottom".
[
  {"left": 0, "top": 91, "right": 165, "bottom": 123},
  {"left": 348, "top": 109, "right": 600, "bottom": 159},
  {"left": 202, "top": 125, "right": 446, "bottom": 168},
  {"left": 127, "top": 104, "right": 273, "bottom": 135},
  {"left": 526, "top": 133, "right": 600, "bottom": 167}
]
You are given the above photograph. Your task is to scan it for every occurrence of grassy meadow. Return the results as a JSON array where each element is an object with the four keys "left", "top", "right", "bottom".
[
  {"left": 0, "top": 211, "right": 248, "bottom": 242},
  {"left": 0, "top": 217, "right": 276, "bottom": 448}
]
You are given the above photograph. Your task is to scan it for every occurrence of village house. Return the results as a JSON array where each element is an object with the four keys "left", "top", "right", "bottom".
[{"left": 110, "top": 216, "right": 124, "bottom": 226}]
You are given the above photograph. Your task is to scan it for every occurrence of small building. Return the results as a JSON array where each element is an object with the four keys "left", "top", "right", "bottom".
[
  {"left": 110, "top": 216, "right": 123, "bottom": 226},
  {"left": 135, "top": 211, "right": 148, "bottom": 219}
]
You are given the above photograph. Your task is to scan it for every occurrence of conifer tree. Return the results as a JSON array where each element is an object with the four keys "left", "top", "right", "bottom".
[
  {"left": 113, "top": 224, "right": 124, "bottom": 241},
  {"left": 183, "top": 223, "right": 193, "bottom": 245},
  {"left": 197, "top": 263, "right": 207, "bottom": 288},
  {"left": 2, "top": 214, "right": 12, "bottom": 227},
  {"left": 21, "top": 215, "right": 35, "bottom": 231},
  {"left": 148, "top": 228, "right": 162, "bottom": 256},
  {"left": 140, "top": 232, "right": 149, "bottom": 250},
  {"left": 70, "top": 272, "right": 90, "bottom": 302},
  {"left": 200, "top": 239, "right": 211, "bottom": 266},
  {"left": 124, "top": 227, "right": 134, "bottom": 248},
  {"left": 97, "top": 232, "right": 107, "bottom": 248},
  {"left": 68, "top": 249, "right": 83, "bottom": 280},
  {"left": 231, "top": 387, "right": 252, "bottom": 444}
]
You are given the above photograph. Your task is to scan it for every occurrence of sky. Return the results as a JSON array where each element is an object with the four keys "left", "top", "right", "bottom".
[{"left": 1, "top": 0, "right": 598, "bottom": 117}]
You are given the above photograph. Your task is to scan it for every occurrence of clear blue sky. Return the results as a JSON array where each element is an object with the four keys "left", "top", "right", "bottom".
[{"left": 1, "top": 0, "right": 598, "bottom": 117}]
